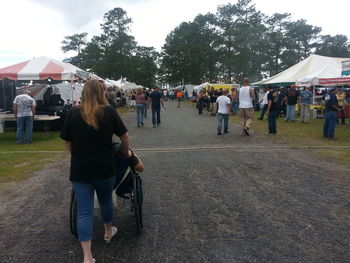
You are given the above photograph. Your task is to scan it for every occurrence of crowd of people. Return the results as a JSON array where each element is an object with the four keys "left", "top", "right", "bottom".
[{"left": 191, "top": 79, "right": 349, "bottom": 139}]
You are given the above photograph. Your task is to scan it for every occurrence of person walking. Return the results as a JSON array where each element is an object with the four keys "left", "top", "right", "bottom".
[
  {"left": 323, "top": 87, "right": 340, "bottom": 139},
  {"left": 60, "top": 80, "right": 130, "bottom": 263},
  {"left": 299, "top": 87, "right": 313, "bottom": 123},
  {"left": 176, "top": 89, "right": 183, "bottom": 108},
  {"left": 209, "top": 87, "right": 218, "bottom": 116},
  {"left": 230, "top": 87, "right": 239, "bottom": 115},
  {"left": 148, "top": 87, "right": 164, "bottom": 127},
  {"left": 285, "top": 87, "right": 299, "bottom": 121},
  {"left": 216, "top": 89, "right": 231, "bottom": 135},
  {"left": 239, "top": 78, "right": 256, "bottom": 136},
  {"left": 13, "top": 90, "right": 36, "bottom": 144},
  {"left": 266, "top": 86, "right": 279, "bottom": 135},
  {"left": 135, "top": 88, "right": 146, "bottom": 127},
  {"left": 258, "top": 87, "right": 269, "bottom": 120},
  {"left": 197, "top": 89, "right": 205, "bottom": 115},
  {"left": 144, "top": 89, "right": 150, "bottom": 118}
]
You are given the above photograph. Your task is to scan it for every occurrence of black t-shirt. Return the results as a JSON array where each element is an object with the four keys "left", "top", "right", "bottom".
[
  {"left": 287, "top": 90, "right": 299, "bottom": 105},
  {"left": 210, "top": 91, "right": 218, "bottom": 103},
  {"left": 149, "top": 91, "right": 162, "bottom": 108},
  {"left": 267, "top": 91, "right": 279, "bottom": 111},
  {"left": 60, "top": 106, "right": 128, "bottom": 182},
  {"left": 144, "top": 92, "right": 150, "bottom": 100},
  {"left": 325, "top": 93, "right": 339, "bottom": 112}
]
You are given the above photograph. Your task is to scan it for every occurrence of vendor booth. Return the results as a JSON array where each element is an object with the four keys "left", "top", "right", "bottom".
[{"left": 0, "top": 56, "right": 97, "bottom": 130}]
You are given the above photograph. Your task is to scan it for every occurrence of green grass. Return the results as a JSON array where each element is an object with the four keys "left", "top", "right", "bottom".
[
  {"left": 229, "top": 111, "right": 350, "bottom": 167},
  {"left": 0, "top": 128, "right": 66, "bottom": 183},
  {"left": 187, "top": 100, "right": 350, "bottom": 166}
]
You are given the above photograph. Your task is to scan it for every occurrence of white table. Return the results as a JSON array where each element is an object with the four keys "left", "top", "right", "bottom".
[{"left": 0, "top": 114, "right": 60, "bottom": 137}]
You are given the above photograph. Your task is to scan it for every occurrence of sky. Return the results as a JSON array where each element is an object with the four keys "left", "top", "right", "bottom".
[{"left": 0, "top": 0, "right": 349, "bottom": 68}]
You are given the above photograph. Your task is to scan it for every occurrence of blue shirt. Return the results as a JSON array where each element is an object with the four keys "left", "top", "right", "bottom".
[
  {"left": 300, "top": 90, "right": 313, "bottom": 104},
  {"left": 325, "top": 92, "right": 339, "bottom": 112}
]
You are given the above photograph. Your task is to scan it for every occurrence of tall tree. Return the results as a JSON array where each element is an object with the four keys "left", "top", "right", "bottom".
[
  {"left": 263, "top": 13, "right": 292, "bottom": 76},
  {"left": 61, "top": 32, "right": 88, "bottom": 66},
  {"left": 216, "top": 0, "right": 266, "bottom": 82},
  {"left": 315, "top": 34, "right": 350, "bottom": 57},
  {"left": 285, "top": 19, "right": 321, "bottom": 62}
]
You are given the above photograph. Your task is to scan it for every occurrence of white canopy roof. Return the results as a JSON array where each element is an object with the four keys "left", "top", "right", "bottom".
[
  {"left": 105, "top": 78, "right": 141, "bottom": 90},
  {"left": 255, "top": 54, "right": 350, "bottom": 86}
]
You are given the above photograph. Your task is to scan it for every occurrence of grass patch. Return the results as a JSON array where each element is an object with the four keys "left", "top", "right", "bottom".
[
  {"left": 186, "top": 100, "right": 350, "bottom": 166},
  {"left": 0, "top": 128, "right": 66, "bottom": 183},
  {"left": 230, "top": 111, "right": 350, "bottom": 166}
]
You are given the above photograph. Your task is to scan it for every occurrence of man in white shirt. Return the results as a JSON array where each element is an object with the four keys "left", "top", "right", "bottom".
[
  {"left": 216, "top": 89, "right": 231, "bottom": 135},
  {"left": 258, "top": 87, "right": 270, "bottom": 120},
  {"left": 239, "top": 78, "right": 256, "bottom": 136},
  {"left": 13, "top": 90, "right": 36, "bottom": 144}
]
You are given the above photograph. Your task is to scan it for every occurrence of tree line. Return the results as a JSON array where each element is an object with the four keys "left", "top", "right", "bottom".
[
  {"left": 62, "top": 0, "right": 350, "bottom": 88},
  {"left": 62, "top": 8, "right": 158, "bottom": 89}
]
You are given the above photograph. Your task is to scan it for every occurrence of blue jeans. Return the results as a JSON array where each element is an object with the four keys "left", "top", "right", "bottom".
[
  {"left": 136, "top": 104, "right": 145, "bottom": 126},
  {"left": 323, "top": 111, "right": 337, "bottom": 138},
  {"left": 231, "top": 102, "right": 239, "bottom": 115},
  {"left": 268, "top": 110, "right": 278, "bottom": 134},
  {"left": 72, "top": 176, "right": 116, "bottom": 242},
  {"left": 217, "top": 113, "right": 228, "bottom": 133},
  {"left": 16, "top": 116, "right": 33, "bottom": 144},
  {"left": 286, "top": 105, "right": 296, "bottom": 120},
  {"left": 259, "top": 104, "right": 268, "bottom": 120},
  {"left": 152, "top": 106, "right": 161, "bottom": 125}
]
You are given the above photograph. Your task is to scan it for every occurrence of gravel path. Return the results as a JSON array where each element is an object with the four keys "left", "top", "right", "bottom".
[{"left": 0, "top": 100, "right": 349, "bottom": 263}]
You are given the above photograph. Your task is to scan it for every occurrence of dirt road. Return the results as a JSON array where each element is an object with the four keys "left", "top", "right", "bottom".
[{"left": 0, "top": 100, "right": 349, "bottom": 263}]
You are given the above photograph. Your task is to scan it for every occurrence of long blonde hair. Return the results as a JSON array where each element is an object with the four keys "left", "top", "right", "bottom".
[{"left": 79, "top": 80, "right": 107, "bottom": 130}]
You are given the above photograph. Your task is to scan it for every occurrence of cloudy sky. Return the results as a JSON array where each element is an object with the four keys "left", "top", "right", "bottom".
[{"left": 0, "top": 0, "right": 349, "bottom": 68}]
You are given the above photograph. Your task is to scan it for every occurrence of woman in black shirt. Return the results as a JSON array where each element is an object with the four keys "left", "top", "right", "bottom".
[{"left": 61, "top": 80, "right": 129, "bottom": 263}]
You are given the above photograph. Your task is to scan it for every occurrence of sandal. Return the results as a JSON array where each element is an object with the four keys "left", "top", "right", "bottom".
[{"left": 104, "top": 226, "right": 118, "bottom": 244}]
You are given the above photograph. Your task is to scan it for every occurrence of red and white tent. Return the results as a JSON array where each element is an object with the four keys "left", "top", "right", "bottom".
[
  {"left": 318, "top": 77, "right": 350, "bottom": 85},
  {"left": 0, "top": 56, "right": 88, "bottom": 81}
]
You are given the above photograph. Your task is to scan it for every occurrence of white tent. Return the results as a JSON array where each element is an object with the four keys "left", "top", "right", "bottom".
[
  {"left": 105, "top": 78, "right": 141, "bottom": 90},
  {"left": 173, "top": 84, "right": 197, "bottom": 97},
  {"left": 255, "top": 54, "right": 350, "bottom": 86},
  {"left": 17, "top": 82, "right": 84, "bottom": 104}
]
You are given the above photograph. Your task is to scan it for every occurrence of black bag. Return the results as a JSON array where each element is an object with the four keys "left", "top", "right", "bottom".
[{"left": 115, "top": 171, "right": 133, "bottom": 197}]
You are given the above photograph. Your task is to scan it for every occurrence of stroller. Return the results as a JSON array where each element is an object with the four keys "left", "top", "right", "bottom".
[{"left": 69, "top": 143, "right": 144, "bottom": 238}]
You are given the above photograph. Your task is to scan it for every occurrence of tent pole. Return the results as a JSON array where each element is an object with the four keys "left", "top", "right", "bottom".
[
  {"left": 2, "top": 79, "right": 6, "bottom": 111},
  {"left": 312, "top": 85, "right": 315, "bottom": 106}
]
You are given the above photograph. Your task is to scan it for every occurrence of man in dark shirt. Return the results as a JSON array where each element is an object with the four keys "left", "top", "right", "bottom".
[
  {"left": 209, "top": 87, "right": 219, "bottom": 116},
  {"left": 323, "top": 87, "right": 340, "bottom": 139},
  {"left": 147, "top": 87, "right": 164, "bottom": 127},
  {"left": 266, "top": 86, "right": 279, "bottom": 134},
  {"left": 43, "top": 87, "right": 53, "bottom": 107},
  {"left": 285, "top": 87, "right": 299, "bottom": 121}
]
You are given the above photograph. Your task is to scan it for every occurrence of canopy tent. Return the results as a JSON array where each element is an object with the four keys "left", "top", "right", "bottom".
[
  {"left": 173, "top": 85, "right": 196, "bottom": 96},
  {"left": 105, "top": 78, "right": 141, "bottom": 90},
  {"left": 317, "top": 77, "right": 350, "bottom": 86},
  {"left": 255, "top": 54, "right": 350, "bottom": 86},
  {"left": 342, "top": 60, "right": 350, "bottom": 76},
  {"left": 193, "top": 82, "right": 209, "bottom": 92},
  {"left": 0, "top": 56, "right": 91, "bottom": 81},
  {"left": 16, "top": 82, "right": 84, "bottom": 104}
]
